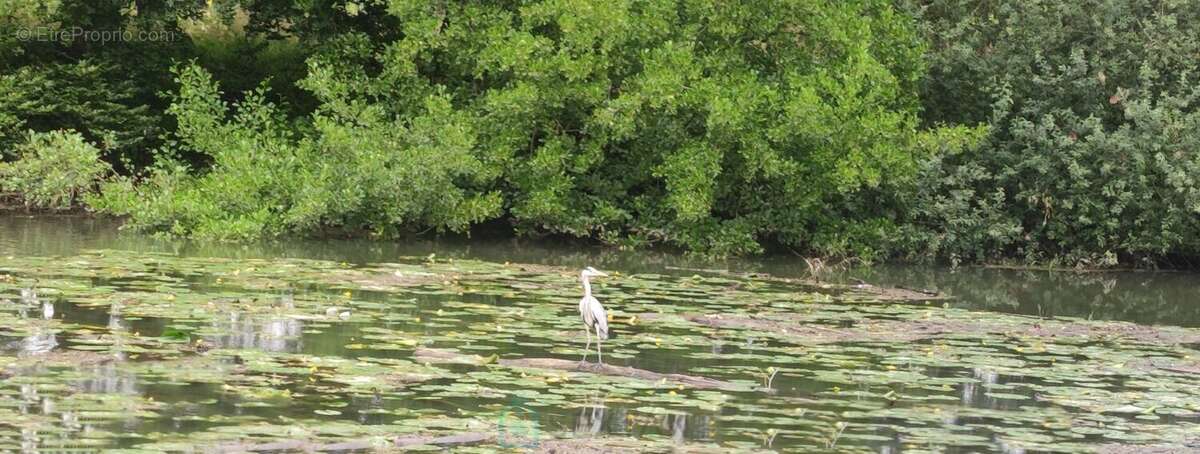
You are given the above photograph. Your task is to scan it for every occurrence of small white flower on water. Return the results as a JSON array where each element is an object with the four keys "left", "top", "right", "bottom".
[
  {"left": 339, "top": 311, "right": 351, "bottom": 320},
  {"left": 42, "top": 301, "right": 54, "bottom": 320},
  {"left": 325, "top": 307, "right": 340, "bottom": 318}
]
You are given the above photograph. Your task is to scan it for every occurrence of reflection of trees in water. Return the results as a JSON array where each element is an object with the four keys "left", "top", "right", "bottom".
[
  {"left": 18, "top": 384, "right": 38, "bottom": 415},
  {"left": 15, "top": 330, "right": 57, "bottom": 356},
  {"left": 17, "top": 404, "right": 98, "bottom": 451},
  {"left": 5, "top": 293, "right": 59, "bottom": 357},
  {"left": 575, "top": 407, "right": 710, "bottom": 444},
  {"left": 16, "top": 382, "right": 87, "bottom": 452},
  {"left": 0, "top": 217, "right": 745, "bottom": 279},
  {"left": 851, "top": 266, "right": 1200, "bottom": 326},
  {"left": 958, "top": 367, "right": 1017, "bottom": 410},
  {"left": 206, "top": 312, "right": 304, "bottom": 352},
  {"left": 77, "top": 362, "right": 138, "bottom": 394}
]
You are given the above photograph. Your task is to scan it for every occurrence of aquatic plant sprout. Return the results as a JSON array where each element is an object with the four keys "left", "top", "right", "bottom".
[{"left": 2, "top": 250, "right": 1200, "bottom": 451}]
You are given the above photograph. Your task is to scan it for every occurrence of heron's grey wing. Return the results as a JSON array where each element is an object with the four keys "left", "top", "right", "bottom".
[{"left": 587, "top": 297, "right": 609, "bottom": 339}]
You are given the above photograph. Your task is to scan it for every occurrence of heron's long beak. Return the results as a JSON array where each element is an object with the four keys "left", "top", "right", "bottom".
[{"left": 595, "top": 270, "right": 609, "bottom": 277}]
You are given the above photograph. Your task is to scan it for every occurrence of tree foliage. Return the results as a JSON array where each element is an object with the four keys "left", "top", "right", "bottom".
[
  {"left": 93, "top": 62, "right": 501, "bottom": 239},
  {"left": 0, "top": 130, "right": 111, "bottom": 209},
  {"left": 97, "top": 0, "right": 930, "bottom": 255},
  {"left": 7, "top": 0, "right": 1200, "bottom": 265},
  {"left": 0, "top": 0, "right": 305, "bottom": 169},
  {"left": 901, "top": 0, "right": 1200, "bottom": 265}
]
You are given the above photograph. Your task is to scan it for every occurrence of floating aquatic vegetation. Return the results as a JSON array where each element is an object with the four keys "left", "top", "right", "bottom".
[{"left": 3, "top": 249, "right": 1200, "bottom": 452}]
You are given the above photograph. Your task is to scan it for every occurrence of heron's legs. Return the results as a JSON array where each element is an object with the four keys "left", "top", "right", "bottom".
[
  {"left": 597, "top": 337, "right": 603, "bottom": 365},
  {"left": 580, "top": 326, "right": 592, "bottom": 365}
]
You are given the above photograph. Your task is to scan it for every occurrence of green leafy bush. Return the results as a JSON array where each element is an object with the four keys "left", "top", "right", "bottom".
[
  {"left": 899, "top": 0, "right": 1200, "bottom": 266},
  {"left": 94, "top": 0, "right": 935, "bottom": 256},
  {"left": 0, "top": 130, "right": 111, "bottom": 209},
  {"left": 38, "top": 0, "right": 1200, "bottom": 265},
  {"left": 93, "top": 63, "right": 500, "bottom": 240},
  {"left": 298, "top": 0, "right": 930, "bottom": 256},
  {"left": 893, "top": 125, "right": 1011, "bottom": 265},
  {"left": 185, "top": 8, "right": 315, "bottom": 113},
  {"left": 0, "top": 0, "right": 200, "bottom": 169},
  {"left": 0, "top": 60, "right": 164, "bottom": 164}
]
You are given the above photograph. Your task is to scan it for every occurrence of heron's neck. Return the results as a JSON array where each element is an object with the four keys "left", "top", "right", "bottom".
[{"left": 581, "top": 274, "right": 592, "bottom": 296}]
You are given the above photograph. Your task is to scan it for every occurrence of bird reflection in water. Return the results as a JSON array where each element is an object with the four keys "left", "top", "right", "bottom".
[
  {"left": 669, "top": 413, "right": 687, "bottom": 445},
  {"left": 576, "top": 406, "right": 606, "bottom": 435}
]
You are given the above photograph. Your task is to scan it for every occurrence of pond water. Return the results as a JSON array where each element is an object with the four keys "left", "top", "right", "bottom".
[{"left": 2, "top": 216, "right": 1200, "bottom": 452}]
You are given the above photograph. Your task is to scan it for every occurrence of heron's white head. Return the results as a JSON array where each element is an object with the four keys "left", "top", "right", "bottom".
[{"left": 581, "top": 266, "right": 608, "bottom": 278}]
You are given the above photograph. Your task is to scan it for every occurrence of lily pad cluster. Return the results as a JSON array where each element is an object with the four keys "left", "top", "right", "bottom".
[{"left": 2, "top": 251, "right": 1200, "bottom": 452}]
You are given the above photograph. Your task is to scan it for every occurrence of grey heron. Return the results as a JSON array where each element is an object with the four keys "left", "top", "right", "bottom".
[{"left": 578, "top": 266, "right": 609, "bottom": 366}]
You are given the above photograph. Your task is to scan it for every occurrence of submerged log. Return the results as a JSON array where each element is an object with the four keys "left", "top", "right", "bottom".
[
  {"left": 393, "top": 432, "right": 494, "bottom": 447},
  {"left": 498, "top": 357, "right": 747, "bottom": 391},
  {"left": 204, "top": 432, "right": 667, "bottom": 453},
  {"left": 413, "top": 347, "right": 748, "bottom": 391},
  {"left": 413, "top": 346, "right": 490, "bottom": 365},
  {"left": 207, "top": 432, "right": 494, "bottom": 452}
]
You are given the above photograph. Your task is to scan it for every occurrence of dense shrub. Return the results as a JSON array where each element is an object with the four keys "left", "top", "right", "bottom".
[
  {"left": 0, "top": 0, "right": 305, "bottom": 170},
  {"left": 10, "top": 0, "right": 1200, "bottom": 265},
  {"left": 0, "top": 0, "right": 198, "bottom": 169},
  {"left": 0, "top": 130, "right": 111, "bottom": 209},
  {"left": 0, "top": 60, "right": 164, "bottom": 165},
  {"left": 899, "top": 0, "right": 1200, "bottom": 265},
  {"left": 92, "top": 63, "right": 500, "bottom": 239},
  {"left": 101, "top": 0, "right": 933, "bottom": 255},
  {"left": 185, "top": 9, "right": 315, "bottom": 113}
]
